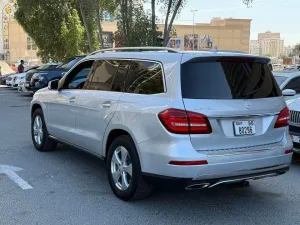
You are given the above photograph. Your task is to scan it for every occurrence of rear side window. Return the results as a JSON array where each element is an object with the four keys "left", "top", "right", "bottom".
[
  {"left": 84, "top": 60, "right": 118, "bottom": 91},
  {"left": 124, "top": 61, "right": 164, "bottom": 94},
  {"left": 181, "top": 60, "right": 281, "bottom": 99}
]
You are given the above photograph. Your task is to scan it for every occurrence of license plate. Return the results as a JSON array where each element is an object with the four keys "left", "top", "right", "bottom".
[
  {"left": 25, "top": 83, "right": 29, "bottom": 87},
  {"left": 291, "top": 135, "right": 300, "bottom": 143},
  {"left": 234, "top": 121, "right": 256, "bottom": 136}
]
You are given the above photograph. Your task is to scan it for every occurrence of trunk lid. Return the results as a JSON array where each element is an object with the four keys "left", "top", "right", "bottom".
[{"left": 180, "top": 56, "right": 286, "bottom": 153}]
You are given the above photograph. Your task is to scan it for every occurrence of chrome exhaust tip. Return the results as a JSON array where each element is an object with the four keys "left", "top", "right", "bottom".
[{"left": 185, "top": 183, "right": 210, "bottom": 190}]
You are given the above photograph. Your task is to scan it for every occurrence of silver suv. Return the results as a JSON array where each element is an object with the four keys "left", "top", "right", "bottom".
[{"left": 30, "top": 47, "right": 293, "bottom": 201}]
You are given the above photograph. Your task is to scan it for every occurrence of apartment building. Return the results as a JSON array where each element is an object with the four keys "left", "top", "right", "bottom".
[
  {"left": 258, "top": 31, "right": 284, "bottom": 57},
  {"left": 249, "top": 40, "right": 260, "bottom": 55}
]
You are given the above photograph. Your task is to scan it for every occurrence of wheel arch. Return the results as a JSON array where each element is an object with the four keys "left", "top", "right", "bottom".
[{"left": 103, "top": 126, "right": 143, "bottom": 166}]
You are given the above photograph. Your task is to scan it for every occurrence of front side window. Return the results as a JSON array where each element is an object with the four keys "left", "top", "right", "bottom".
[
  {"left": 62, "top": 60, "right": 93, "bottom": 89},
  {"left": 124, "top": 61, "right": 164, "bottom": 94}
]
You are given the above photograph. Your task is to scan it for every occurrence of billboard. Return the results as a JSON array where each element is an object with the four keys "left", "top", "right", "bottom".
[
  {"left": 184, "top": 34, "right": 198, "bottom": 50},
  {"left": 199, "top": 35, "right": 213, "bottom": 50},
  {"left": 102, "top": 32, "right": 113, "bottom": 49},
  {"left": 167, "top": 38, "right": 182, "bottom": 51}
]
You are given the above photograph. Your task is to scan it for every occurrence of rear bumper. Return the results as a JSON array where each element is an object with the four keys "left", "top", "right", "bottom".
[
  {"left": 144, "top": 164, "right": 289, "bottom": 189},
  {"left": 138, "top": 136, "right": 293, "bottom": 180}
]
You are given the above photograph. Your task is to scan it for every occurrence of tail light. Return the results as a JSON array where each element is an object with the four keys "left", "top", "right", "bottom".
[
  {"left": 274, "top": 107, "right": 290, "bottom": 128},
  {"left": 158, "top": 109, "right": 212, "bottom": 134}
]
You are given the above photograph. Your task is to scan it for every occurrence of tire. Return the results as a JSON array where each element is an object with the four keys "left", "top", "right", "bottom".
[
  {"left": 107, "top": 135, "right": 153, "bottom": 201},
  {"left": 31, "top": 108, "right": 57, "bottom": 152}
]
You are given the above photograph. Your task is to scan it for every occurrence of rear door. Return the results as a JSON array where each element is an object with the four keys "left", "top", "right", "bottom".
[{"left": 181, "top": 56, "right": 286, "bottom": 152}]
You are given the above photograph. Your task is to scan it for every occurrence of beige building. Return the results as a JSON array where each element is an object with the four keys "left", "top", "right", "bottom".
[
  {"left": 8, "top": 20, "right": 40, "bottom": 64},
  {"left": 102, "top": 18, "right": 252, "bottom": 53},
  {"left": 5, "top": 17, "right": 251, "bottom": 64},
  {"left": 249, "top": 40, "right": 259, "bottom": 55},
  {"left": 258, "top": 31, "right": 284, "bottom": 57}
]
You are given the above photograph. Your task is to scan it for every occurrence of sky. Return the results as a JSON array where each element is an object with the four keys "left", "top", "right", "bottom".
[{"left": 145, "top": 0, "right": 300, "bottom": 46}]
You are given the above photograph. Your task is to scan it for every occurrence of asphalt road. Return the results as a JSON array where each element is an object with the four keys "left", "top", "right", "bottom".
[{"left": 1, "top": 85, "right": 300, "bottom": 225}]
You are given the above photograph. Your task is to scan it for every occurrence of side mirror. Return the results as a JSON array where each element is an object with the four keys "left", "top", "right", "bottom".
[
  {"left": 48, "top": 79, "right": 59, "bottom": 90},
  {"left": 282, "top": 89, "right": 296, "bottom": 96}
]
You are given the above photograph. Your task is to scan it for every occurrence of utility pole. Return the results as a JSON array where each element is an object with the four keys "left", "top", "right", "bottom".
[{"left": 191, "top": 9, "right": 197, "bottom": 50}]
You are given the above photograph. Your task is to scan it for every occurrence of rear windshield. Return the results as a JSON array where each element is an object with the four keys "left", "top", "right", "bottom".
[
  {"left": 274, "top": 76, "right": 288, "bottom": 86},
  {"left": 181, "top": 60, "right": 281, "bottom": 99}
]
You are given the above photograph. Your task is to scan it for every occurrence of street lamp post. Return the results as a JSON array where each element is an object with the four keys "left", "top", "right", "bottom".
[{"left": 191, "top": 9, "right": 197, "bottom": 50}]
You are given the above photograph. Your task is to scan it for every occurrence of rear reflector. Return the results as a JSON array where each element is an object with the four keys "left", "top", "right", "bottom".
[
  {"left": 158, "top": 108, "right": 212, "bottom": 134},
  {"left": 274, "top": 107, "right": 290, "bottom": 128},
  {"left": 285, "top": 149, "right": 293, "bottom": 154},
  {"left": 169, "top": 160, "right": 208, "bottom": 166}
]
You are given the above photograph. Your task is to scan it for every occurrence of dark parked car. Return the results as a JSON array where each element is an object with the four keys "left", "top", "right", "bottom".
[
  {"left": 24, "top": 63, "right": 61, "bottom": 92},
  {"left": 26, "top": 56, "right": 85, "bottom": 93}
]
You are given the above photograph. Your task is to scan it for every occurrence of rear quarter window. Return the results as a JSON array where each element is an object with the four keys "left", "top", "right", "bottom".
[{"left": 181, "top": 60, "right": 281, "bottom": 99}]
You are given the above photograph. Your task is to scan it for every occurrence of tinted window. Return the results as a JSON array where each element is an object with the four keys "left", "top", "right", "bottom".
[
  {"left": 274, "top": 76, "right": 288, "bottom": 86},
  {"left": 284, "top": 77, "right": 300, "bottom": 93},
  {"left": 111, "top": 61, "right": 131, "bottom": 92},
  {"left": 181, "top": 60, "right": 281, "bottom": 99},
  {"left": 84, "top": 60, "right": 119, "bottom": 91},
  {"left": 124, "top": 61, "right": 164, "bottom": 94},
  {"left": 63, "top": 60, "right": 93, "bottom": 89}
]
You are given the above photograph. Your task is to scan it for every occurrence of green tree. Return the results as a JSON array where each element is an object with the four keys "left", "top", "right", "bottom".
[
  {"left": 15, "top": 0, "right": 86, "bottom": 62},
  {"left": 115, "top": 2, "right": 158, "bottom": 47}
]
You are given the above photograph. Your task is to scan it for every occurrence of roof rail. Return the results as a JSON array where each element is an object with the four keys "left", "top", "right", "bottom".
[{"left": 88, "top": 47, "right": 180, "bottom": 56}]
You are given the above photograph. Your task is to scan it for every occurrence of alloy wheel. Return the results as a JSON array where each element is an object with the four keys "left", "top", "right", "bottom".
[
  {"left": 33, "top": 115, "right": 43, "bottom": 145},
  {"left": 110, "top": 146, "right": 133, "bottom": 191}
]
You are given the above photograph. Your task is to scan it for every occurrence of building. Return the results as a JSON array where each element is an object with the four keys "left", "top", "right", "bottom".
[
  {"left": 0, "top": 0, "right": 40, "bottom": 64},
  {"left": 249, "top": 40, "right": 259, "bottom": 55},
  {"left": 101, "top": 18, "right": 252, "bottom": 53},
  {"left": 2, "top": 5, "right": 251, "bottom": 64},
  {"left": 258, "top": 31, "right": 284, "bottom": 57},
  {"left": 284, "top": 45, "right": 294, "bottom": 57}
]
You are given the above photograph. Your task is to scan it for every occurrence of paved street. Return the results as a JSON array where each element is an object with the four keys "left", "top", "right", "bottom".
[{"left": 1, "top": 86, "right": 300, "bottom": 225}]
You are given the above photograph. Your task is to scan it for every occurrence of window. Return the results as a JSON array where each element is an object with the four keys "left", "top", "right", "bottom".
[
  {"left": 62, "top": 60, "right": 94, "bottom": 89},
  {"left": 284, "top": 77, "right": 300, "bottom": 93},
  {"left": 27, "top": 36, "right": 37, "bottom": 50},
  {"left": 124, "top": 61, "right": 164, "bottom": 94},
  {"left": 84, "top": 60, "right": 119, "bottom": 91},
  {"left": 181, "top": 59, "right": 281, "bottom": 99},
  {"left": 274, "top": 76, "right": 288, "bottom": 86}
]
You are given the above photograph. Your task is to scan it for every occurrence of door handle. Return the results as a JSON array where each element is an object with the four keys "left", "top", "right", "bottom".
[
  {"left": 101, "top": 101, "right": 111, "bottom": 108},
  {"left": 69, "top": 97, "right": 76, "bottom": 103}
]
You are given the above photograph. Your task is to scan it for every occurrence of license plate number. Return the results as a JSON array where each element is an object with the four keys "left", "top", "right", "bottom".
[
  {"left": 291, "top": 135, "right": 300, "bottom": 143},
  {"left": 234, "top": 121, "right": 256, "bottom": 136}
]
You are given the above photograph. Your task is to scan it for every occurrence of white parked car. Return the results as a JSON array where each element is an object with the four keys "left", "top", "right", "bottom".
[
  {"left": 30, "top": 47, "right": 292, "bottom": 201},
  {"left": 6, "top": 74, "right": 17, "bottom": 87}
]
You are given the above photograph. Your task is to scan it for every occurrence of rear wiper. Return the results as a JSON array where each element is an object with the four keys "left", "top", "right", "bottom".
[{"left": 241, "top": 88, "right": 262, "bottom": 97}]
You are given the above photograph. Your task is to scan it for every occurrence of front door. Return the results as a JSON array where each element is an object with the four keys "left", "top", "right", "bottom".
[{"left": 46, "top": 60, "right": 94, "bottom": 143}]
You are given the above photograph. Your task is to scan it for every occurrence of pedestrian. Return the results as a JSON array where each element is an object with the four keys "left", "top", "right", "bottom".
[
  {"left": 17, "top": 60, "right": 25, "bottom": 73},
  {"left": 0, "top": 66, "right": 2, "bottom": 77}
]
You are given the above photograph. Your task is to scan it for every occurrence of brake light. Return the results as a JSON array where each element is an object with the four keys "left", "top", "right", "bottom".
[
  {"left": 274, "top": 107, "right": 290, "bottom": 128},
  {"left": 158, "top": 109, "right": 212, "bottom": 134}
]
